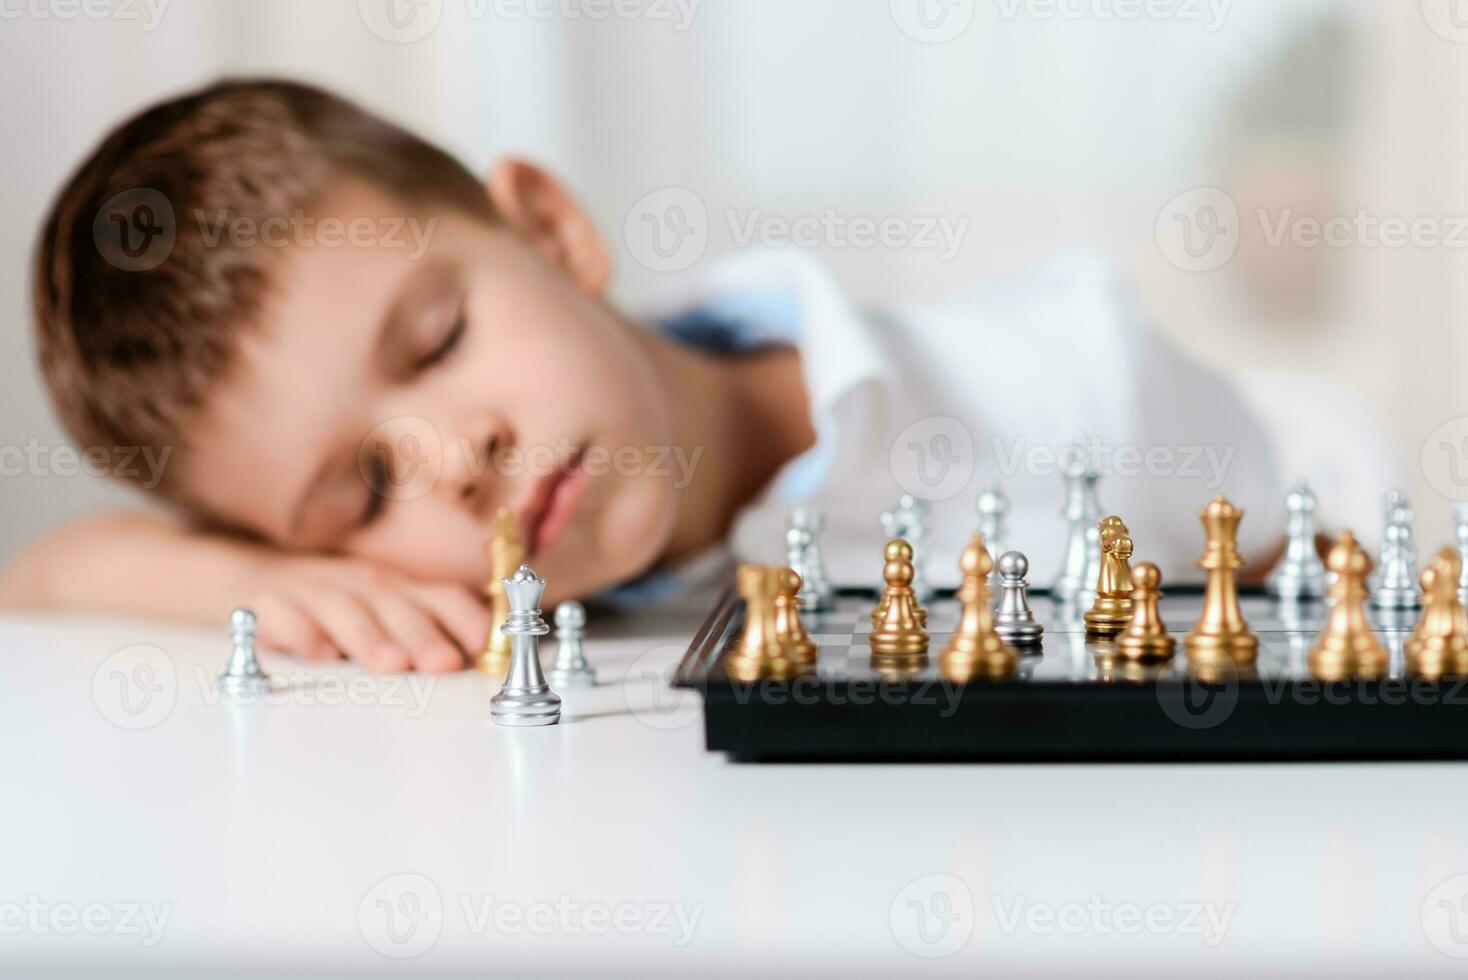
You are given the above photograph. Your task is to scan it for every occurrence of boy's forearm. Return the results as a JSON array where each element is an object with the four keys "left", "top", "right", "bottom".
[{"left": 0, "top": 511, "right": 274, "bottom": 625}]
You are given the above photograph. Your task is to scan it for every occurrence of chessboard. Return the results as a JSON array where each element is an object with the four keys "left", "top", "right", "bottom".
[{"left": 672, "top": 585, "right": 1468, "bottom": 762}]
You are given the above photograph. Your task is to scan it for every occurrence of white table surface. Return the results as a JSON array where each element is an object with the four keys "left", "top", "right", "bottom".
[{"left": 4, "top": 603, "right": 1468, "bottom": 979}]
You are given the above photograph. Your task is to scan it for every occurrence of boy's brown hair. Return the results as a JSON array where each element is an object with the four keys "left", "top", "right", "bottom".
[{"left": 33, "top": 79, "right": 493, "bottom": 506}]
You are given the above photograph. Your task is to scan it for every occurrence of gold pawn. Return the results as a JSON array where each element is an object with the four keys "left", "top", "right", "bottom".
[
  {"left": 869, "top": 546, "right": 930, "bottom": 663},
  {"left": 1115, "top": 561, "right": 1177, "bottom": 662},
  {"left": 1308, "top": 531, "right": 1389, "bottom": 680},
  {"left": 773, "top": 567, "right": 818, "bottom": 667},
  {"left": 477, "top": 505, "right": 524, "bottom": 674},
  {"left": 1083, "top": 516, "right": 1136, "bottom": 637},
  {"left": 940, "top": 534, "right": 1018, "bottom": 682},
  {"left": 727, "top": 565, "right": 800, "bottom": 682},
  {"left": 1406, "top": 549, "right": 1468, "bottom": 679},
  {"left": 1184, "top": 495, "right": 1260, "bottom": 665},
  {"left": 871, "top": 539, "right": 927, "bottom": 630}
]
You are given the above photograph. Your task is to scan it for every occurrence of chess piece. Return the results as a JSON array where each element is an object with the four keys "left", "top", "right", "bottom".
[
  {"left": 489, "top": 565, "right": 562, "bottom": 726},
  {"left": 1456, "top": 503, "right": 1468, "bottom": 609},
  {"left": 1115, "top": 562, "right": 1176, "bottom": 662},
  {"left": 478, "top": 506, "right": 525, "bottom": 673},
  {"left": 869, "top": 545, "right": 930, "bottom": 662},
  {"left": 547, "top": 601, "right": 596, "bottom": 688},
  {"left": 940, "top": 534, "right": 1018, "bottom": 681},
  {"left": 975, "top": 486, "right": 1010, "bottom": 582},
  {"left": 727, "top": 565, "right": 800, "bottom": 681},
  {"left": 993, "top": 551, "right": 1044, "bottom": 646},
  {"left": 1184, "top": 495, "right": 1260, "bottom": 665},
  {"left": 1083, "top": 516, "right": 1136, "bottom": 637},
  {"left": 1053, "top": 449, "right": 1102, "bottom": 603},
  {"left": 787, "top": 509, "right": 834, "bottom": 612},
  {"left": 1405, "top": 549, "right": 1468, "bottom": 678},
  {"left": 1266, "top": 482, "right": 1327, "bottom": 600},
  {"left": 1370, "top": 490, "right": 1412, "bottom": 591},
  {"left": 882, "top": 495, "right": 932, "bottom": 604},
  {"left": 773, "top": 567, "right": 818, "bottom": 666},
  {"left": 1308, "top": 532, "right": 1389, "bottom": 680},
  {"left": 871, "top": 540, "right": 927, "bottom": 629},
  {"left": 219, "top": 608, "right": 271, "bottom": 694},
  {"left": 1372, "top": 516, "right": 1423, "bottom": 609}
]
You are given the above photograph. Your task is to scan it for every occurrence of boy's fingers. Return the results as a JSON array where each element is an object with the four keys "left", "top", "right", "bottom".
[
  {"left": 293, "top": 588, "right": 408, "bottom": 673},
  {"left": 250, "top": 590, "right": 335, "bottom": 660},
  {"left": 407, "top": 584, "right": 492, "bottom": 660},
  {"left": 358, "top": 588, "right": 462, "bottom": 674}
]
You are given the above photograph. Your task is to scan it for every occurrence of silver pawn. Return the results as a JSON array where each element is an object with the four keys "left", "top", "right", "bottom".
[
  {"left": 490, "top": 565, "right": 561, "bottom": 727},
  {"left": 1456, "top": 503, "right": 1468, "bottom": 608},
  {"left": 219, "top": 608, "right": 271, "bottom": 694},
  {"left": 787, "top": 509, "right": 834, "bottom": 611},
  {"left": 882, "top": 495, "right": 932, "bottom": 604},
  {"left": 1371, "top": 519, "right": 1422, "bottom": 610},
  {"left": 993, "top": 551, "right": 1044, "bottom": 646},
  {"left": 1053, "top": 448, "right": 1102, "bottom": 602},
  {"left": 975, "top": 486, "right": 1010, "bottom": 584},
  {"left": 548, "top": 601, "right": 596, "bottom": 687},
  {"left": 1266, "top": 481, "right": 1327, "bottom": 600},
  {"left": 1370, "top": 489, "right": 1412, "bottom": 591}
]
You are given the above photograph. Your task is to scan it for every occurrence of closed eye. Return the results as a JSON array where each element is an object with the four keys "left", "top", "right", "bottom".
[{"left": 415, "top": 312, "right": 467, "bottom": 372}]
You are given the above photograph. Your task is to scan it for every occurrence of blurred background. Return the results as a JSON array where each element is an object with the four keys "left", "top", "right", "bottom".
[{"left": 1, "top": 0, "right": 1465, "bottom": 560}]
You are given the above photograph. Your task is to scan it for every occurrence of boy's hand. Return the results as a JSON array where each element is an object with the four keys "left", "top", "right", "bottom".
[{"left": 248, "top": 555, "right": 491, "bottom": 673}]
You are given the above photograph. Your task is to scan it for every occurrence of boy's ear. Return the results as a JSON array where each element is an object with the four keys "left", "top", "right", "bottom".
[{"left": 485, "top": 159, "right": 610, "bottom": 295}]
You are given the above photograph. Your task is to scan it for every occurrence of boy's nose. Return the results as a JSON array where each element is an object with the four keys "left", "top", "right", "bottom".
[{"left": 438, "top": 412, "right": 511, "bottom": 514}]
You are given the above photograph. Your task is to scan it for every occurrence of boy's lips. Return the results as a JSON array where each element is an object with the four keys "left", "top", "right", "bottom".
[{"left": 517, "top": 449, "right": 588, "bottom": 557}]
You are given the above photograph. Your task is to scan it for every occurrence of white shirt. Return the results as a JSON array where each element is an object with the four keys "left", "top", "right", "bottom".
[{"left": 640, "top": 246, "right": 1287, "bottom": 594}]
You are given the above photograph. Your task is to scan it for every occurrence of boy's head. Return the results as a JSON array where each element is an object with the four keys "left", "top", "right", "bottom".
[{"left": 34, "top": 79, "right": 685, "bottom": 599}]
